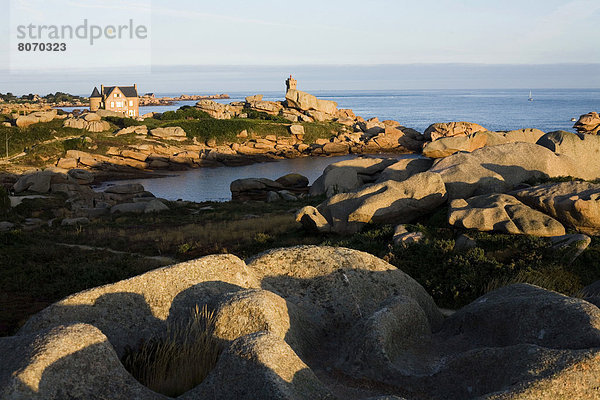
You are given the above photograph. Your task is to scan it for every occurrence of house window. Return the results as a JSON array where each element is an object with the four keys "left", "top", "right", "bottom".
[
  {"left": 116, "top": 101, "right": 124, "bottom": 107},
  {"left": 129, "top": 100, "right": 133, "bottom": 106},
  {"left": 128, "top": 110, "right": 134, "bottom": 116},
  {"left": 110, "top": 101, "right": 114, "bottom": 108},
  {"left": 114, "top": 93, "right": 120, "bottom": 97}
]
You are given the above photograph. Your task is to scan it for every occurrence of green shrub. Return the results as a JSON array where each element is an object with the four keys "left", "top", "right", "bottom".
[
  {"left": 121, "top": 305, "right": 221, "bottom": 397},
  {"left": 103, "top": 116, "right": 144, "bottom": 128},
  {"left": 241, "top": 109, "right": 290, "bottom": 123},
  {"left": 302, "top": 122, "right": 343, "bottom": 144},
  {"left": 157, "top": 106, "right": 211, "bottom": 121},
  {"left": 163, "top": 119, "right": 290, "bottom": 143},
  {"left": 62, "top": 137, "right": 87, "bottom": 152}
]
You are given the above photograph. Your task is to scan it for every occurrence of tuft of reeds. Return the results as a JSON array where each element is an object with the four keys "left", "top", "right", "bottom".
[{"left": 121, "top": 305, "right": 222, "bottom": 397}]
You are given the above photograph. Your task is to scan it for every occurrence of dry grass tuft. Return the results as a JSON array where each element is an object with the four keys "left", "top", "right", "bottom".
[{"left": 122, "top": 305, "right": 222, "bottom": 397}]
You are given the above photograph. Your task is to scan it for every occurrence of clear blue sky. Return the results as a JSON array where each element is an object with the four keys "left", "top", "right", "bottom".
[{"left": 1, "top": 0, "right": 599, "bottom": 94}]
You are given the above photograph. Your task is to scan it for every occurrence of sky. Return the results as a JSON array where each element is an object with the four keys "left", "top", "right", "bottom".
[{"left": 1, "top": 0, "right": 599, "bottom": 94}]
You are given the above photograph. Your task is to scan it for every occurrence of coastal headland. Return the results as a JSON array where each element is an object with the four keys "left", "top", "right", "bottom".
[{"left": 1, "top": 82, "right": 600, "bottom": 400}]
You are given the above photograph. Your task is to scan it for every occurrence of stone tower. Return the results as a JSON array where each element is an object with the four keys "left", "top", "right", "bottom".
[
  {"left": 89, "top": 86, "right": 102, "bottom": 112},
  {"left": 286, "top": 75, "right": 297, "bottom": 92}
]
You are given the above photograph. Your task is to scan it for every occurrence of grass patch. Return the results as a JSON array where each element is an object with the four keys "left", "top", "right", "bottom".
[
  {"left": 0, "top": 119, "right": 86, "bottom": 159},
  {"left": 0, "top": 230, "right": 167, "bottom": 336},
  {"left": 155, "top": 106, "right": 212, "bottom": 121},
  {"left": 122, "top": 305, "right": 221, "bottom": 397},
  {"left": 3, "top": 192, "right": 598, "bottom": 337},
  {"left": 302, "top": 122, "right": 343, "bottom": 144},
  {"left": 242, "top": 109, "right": 291, "bottom": 123},
  {"left": 161, "top": 119, "right": 289, "bottom": 144}
]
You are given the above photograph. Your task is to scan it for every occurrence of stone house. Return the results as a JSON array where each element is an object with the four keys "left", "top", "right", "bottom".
[{"left": 89, "top": 84, "right": 139, "bottom": 117}]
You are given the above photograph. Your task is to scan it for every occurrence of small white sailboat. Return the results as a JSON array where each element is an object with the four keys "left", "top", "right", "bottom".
[{"left": 528, "top": 90, "right": 534, "bottom": 101}]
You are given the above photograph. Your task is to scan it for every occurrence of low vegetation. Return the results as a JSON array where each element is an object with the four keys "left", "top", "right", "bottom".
[
  {"left": 2, "top": 193, "right": 599, "bottom": 337},
  {"left": 122, "top": 305, "right": 221, "bottom": 397},
  {"left": 0, "top": 92, "right": 87, "bottom": 104},
  {"left": 0, "top": 105, "right": 344, "bottom": 166}
]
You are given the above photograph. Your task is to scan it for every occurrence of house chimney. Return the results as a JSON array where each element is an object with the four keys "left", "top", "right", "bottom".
[
  {"left": 134, "top": 83, "right": 137, "bottom": 92},
  {"left": 100, "top": 84, "right": 104, "bottom": 96}
]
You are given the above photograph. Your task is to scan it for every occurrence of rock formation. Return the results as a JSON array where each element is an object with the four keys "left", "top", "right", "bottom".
[
  {"left": 15, "top": 110, "right": 58, "bottom": 128},
  {"left": 447, "top": 193, "right": 566, "bottom": 236},
  {"left": 428, "top": 142, "right": 579, "bottom": 200},
  {"left": 536, "top": 130, "right": 600, "bottom": 181},
  {"left": 573, "top": 111, "right": 600, "bottom": 135},
  {"left": 512, "top": 181, "right": 600, "bottom": 235},
  {"left": 299, "top": 172, "right": 447, "bottom": 234},
  {"left": 309, "top": 157, "right": 398, "bottom": 197},
  {"left": 423, "top": 121, "right": 487, "bottom": 141},
  {"left": 64, "top": 113, "right": 111, "bottom": 132},
  {"left": 2, "top": 247, "right": 599, "bottom": 399},
  {"left": 230, "top": 174, "right": 309, "bottom": 202},
  {"left": 422, "top": 129, "right": 546, "bottom": 158}
]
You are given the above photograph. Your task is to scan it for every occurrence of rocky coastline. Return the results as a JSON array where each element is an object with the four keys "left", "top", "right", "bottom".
[
  {"left": 139, "top": 93, "right": 230, "bottom": 106},
  {"left": 2, "top": 85, "right": 600, "bottom": 399}
]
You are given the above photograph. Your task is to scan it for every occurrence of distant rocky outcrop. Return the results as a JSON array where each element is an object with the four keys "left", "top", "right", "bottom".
[
  {"left": 149, "top": 126, "right": 187, "bottom": 141},
  {"left": 15, "top": 110, "right": 58, "bottom": 128},
  {"left": 3, "top": 247, "right": 599, "bottom": 399},
  {"left": 230, "top": 173, "right": 309, "bottom": 202},
  {"left": 422, "top": 129, "right": 546, "bottom": 158},
  {"left": 9, "top": 168, "right": 169, "bottom": 225},
  {"left": 195, "top": 99, "right": 244, "bottom": 119},
  {"left": 424, "top": 121, "right": 487, "bottom": 141},
  {"left": 284, "top": 89, "right": 338, "bottom": 121},
  {"left": 64, "top": 113, "right": 111, "bottom": 132},
  {"left": 573, "top": 111, "right": 600, "bottom": 135}
]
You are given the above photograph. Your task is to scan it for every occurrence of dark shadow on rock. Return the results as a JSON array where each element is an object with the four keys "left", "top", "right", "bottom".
[
  {"left": 166, "top": 281, "right": 246, "bottom": 325},
  {"left": 2, "top": 327, "right": 167, "bottom": 400},
  {"left": 18, "top": 292, "right": 165, "bottom": 358}
]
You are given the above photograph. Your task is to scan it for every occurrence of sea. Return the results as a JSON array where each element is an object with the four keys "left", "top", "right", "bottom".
[{"left": 72, "top": 88, "right": 599, "bottom": 202}]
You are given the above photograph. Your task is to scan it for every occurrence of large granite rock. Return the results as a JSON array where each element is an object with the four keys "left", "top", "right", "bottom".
[
  {"left": 375, "top": 157, "right": 434, "bottom": 183},
  {"left": 0, "top": 323, "right": 166, "bottom": 400},
  {"left": 512, "top": 181, "right": 600, "bottom": 234},
  {"left": 149, "top": 126, "right": 187, "bottom": 141},
  {"left": 3, "top": 248, "right": 600, "bottom": 399},
  {"left": 536, "top": 130, "right": 600, "bottom": 180},
  {"left": 15, "top": 110, "right": 57, "bottom": 128},
  {"left": 246, "top": 246, "right": 444, "bottom": 333},
  {"left": 364, "top": 126, "right": 424, "bottom": 152},
  {"left": 17, "top": 255, "right": 259, "bottom": 356},
  {"left": 12, "top": 171, "right": 53, "bottom": 193},
  {"left": 339, "top": 283, "right": 600, "bottom": 400},
  {"left": 448, "top": 193, "right": 566, "bottom": 237},
  {"left": 573, "top": 111, "right": 600, "bottom": 135},
  {"left": 302, "top": 172, "right": 447, "bottom": 234},
  {"left": 182, "top": 332, "right": 333, "bottom": 400},
  {"left": 424, "top": 121, "right": 487, "bottom": 141},
  {"left": 309, "top": 157, "right": 398, "bottom": 197},
  {"left": 285, "top": 89, "right": 338, "bottom": 117},
  {"left": 231, "top": 175, "right": 309, "bottom": 201},
  {"left": 423, "top": 129, "right": 546, "bottom": 158},
  {"left": 428, "top": 142, "right": 579, "bottom": 199},
  {"left": 64, "top": 117, "right": 110, "bottom": 132}
]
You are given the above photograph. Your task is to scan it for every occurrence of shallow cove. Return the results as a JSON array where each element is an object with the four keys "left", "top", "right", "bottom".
[{"left": 96, "top": 154, "right": 419, "bottom": 202}]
